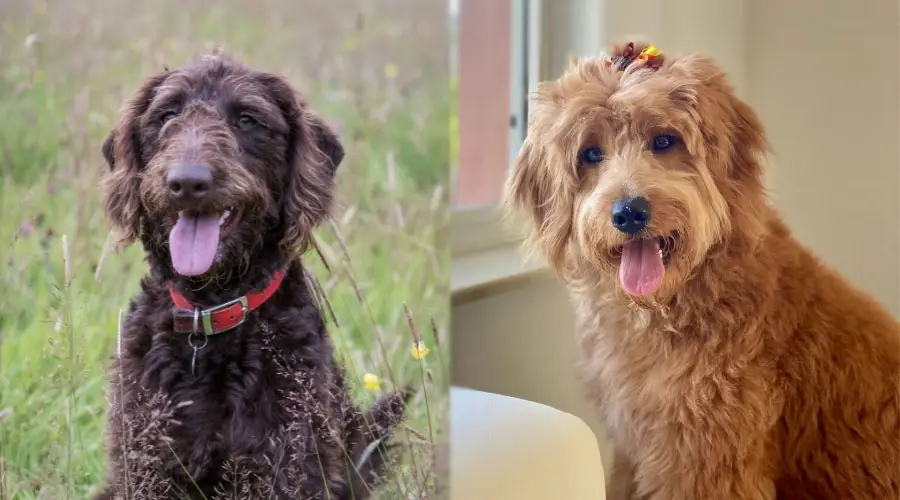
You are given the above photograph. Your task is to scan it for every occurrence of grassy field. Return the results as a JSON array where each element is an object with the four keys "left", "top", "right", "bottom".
[{"left": 0, "top": 0, "right": 450, "bottom": 498}]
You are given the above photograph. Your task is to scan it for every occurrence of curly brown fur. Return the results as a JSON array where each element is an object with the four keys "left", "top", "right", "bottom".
[
  {"left": 505, "top": 40, "right": 900, "bottom": 500},
  {"left": 93, "top": 53, "right": 406, "bottom": 500}
]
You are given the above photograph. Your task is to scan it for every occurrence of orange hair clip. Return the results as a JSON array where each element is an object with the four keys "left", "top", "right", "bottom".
[
  {"left": 638, "top": 45, "right": 661, "bottom": 64},
  {"left": 606, "top": 42, "right": 663, "bottom": 73}
]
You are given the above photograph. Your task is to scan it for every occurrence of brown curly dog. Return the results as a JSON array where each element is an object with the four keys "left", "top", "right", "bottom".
[
  {"left": 94, "top": 52, "right": 407, "bottom": 499},
  {"left": 505, "top": 40, "right": 900, "bottom": 500}
]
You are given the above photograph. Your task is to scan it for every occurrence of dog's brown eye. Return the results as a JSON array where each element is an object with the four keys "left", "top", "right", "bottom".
[
  {"left": 650, "top": 134, "right": 678, "bottom": 153},
  {"left": 579, "top": 147, "right": 605, "bottom": 166},
  {"left": 236, "top": 114, "right": 257, "bottom": 129},
  {"left": 160, "top": 111, "right": 179, "bottom": 124}
]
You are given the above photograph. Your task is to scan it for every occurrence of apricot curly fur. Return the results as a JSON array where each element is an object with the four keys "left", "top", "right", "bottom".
[{"left": 505, "top": 40, "right": 900, "bottom": 500}]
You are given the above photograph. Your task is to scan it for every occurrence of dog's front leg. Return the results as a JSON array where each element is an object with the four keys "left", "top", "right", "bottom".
[
  {"left": 683, "top": 461, "right": 776, "bottom": 500},
  {"left": 97, "top": 380, "right": 181, "bottom": 500},
  {"left": 606, "top": 446, "right": 639, "bottom": 500},
  {"left": 640, "top": 441, "right": 776, "bottom": 500}
]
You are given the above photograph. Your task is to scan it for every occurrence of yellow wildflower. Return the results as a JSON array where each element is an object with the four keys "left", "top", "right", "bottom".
[
  {"left": 341, "top": 35, "right": 358, "bottom": 52},
  {"left": 362, "top": 373, "right": 381, "bottom": 391},
  {"left": 410, "top": 341, "right": 430, "bottom": 360},
  {"left": 383, "top": 63, "right": 399, "bottom": 80}
]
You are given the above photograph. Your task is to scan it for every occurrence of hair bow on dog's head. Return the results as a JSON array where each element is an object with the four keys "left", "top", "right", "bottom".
[{"left": 603, "top": 42, "right": 663, "bottom": 73}]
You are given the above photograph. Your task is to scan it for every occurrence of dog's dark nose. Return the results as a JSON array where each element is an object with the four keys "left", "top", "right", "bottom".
[
  {"left": 611, "top": 196, "right": 651, "bottom": 234},
  {"left": 167, "top": 164, "right": 213, "bottom": 199}
]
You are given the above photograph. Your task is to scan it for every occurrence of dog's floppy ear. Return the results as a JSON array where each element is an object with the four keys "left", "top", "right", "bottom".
[
  {"left": 265, "top": 74, "right": 343, "bottom": 253},
  {"left": 504, "top": 89, "right": 575, "bottom": 273},
  {"left": 101, "top": 72, "right": 169, "bottom": 248},
  {"left": 101, "top": 132, "right": 116, "bottom": 170},
  {"left": 666, "top": 53, "right": 768, "bottom": 182},
  {"left": 282, "top": 106, "right": 343, "bottom": 252},
  {"left": 717, "top": 89, "right": 768, "bottom": 183},
  {"left": 309, "top": 111, "right": 345, "bottom": 175}
]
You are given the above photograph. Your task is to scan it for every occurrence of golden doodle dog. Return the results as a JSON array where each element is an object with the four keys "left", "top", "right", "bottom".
[{"left": 504, "top": 40, "right": 900, "bottom": 500}]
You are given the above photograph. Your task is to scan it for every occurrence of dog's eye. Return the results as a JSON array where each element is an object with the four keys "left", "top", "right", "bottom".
[
  {"left": 650, "top": 134, "right": 678, "bottom": 153},
  {"left": 236, "top": 114, "right": 257, "bottom": 129},
  {"left": 579, "top": 147, "right": 605, "bottom": 166},
  {"left": 160, "top": 111, "right": 179, "bottom": 124}
]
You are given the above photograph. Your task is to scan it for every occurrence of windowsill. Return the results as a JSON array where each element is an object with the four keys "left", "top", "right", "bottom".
[{"left": 450, "top": 205, "right": 549, "bottom": 305}]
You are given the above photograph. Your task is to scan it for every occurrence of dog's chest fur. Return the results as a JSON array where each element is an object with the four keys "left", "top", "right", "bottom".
[
  {"left": 570, "top": 285, "right": 678, "bottom": 453},
  {"left": 108, "top": 283, "right": 350, "bottom": 498},
  {"left": 568, "top": 278, "right": 780, "bottom": 492}
]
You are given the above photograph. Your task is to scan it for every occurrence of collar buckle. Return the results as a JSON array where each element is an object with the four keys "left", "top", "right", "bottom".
[{"left": 199, "top": 295, "right": 249, "bottom": 336}]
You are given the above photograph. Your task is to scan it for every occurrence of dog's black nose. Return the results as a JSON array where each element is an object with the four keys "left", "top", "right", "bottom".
[
  {"left": 611, "top": 196, "right": 651, "bottom": 234},
  {"left": 167, "top": 164, "right": 213, "bottom": 199}
]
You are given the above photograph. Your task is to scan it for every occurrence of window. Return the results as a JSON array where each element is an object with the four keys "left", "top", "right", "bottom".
[
  {"left": 453, "top": 0, "right": 538, "bottom": 210},
  {"left": 451, "top": 0, "right": 545, "bottom": 298},
  {"left": 451, "top": 0, "right": 612, "bottom": 298}
]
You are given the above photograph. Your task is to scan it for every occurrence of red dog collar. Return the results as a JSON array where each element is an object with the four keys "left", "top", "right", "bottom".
[{"left": 169, "top": 270, "right": 286, "bottom": 336}]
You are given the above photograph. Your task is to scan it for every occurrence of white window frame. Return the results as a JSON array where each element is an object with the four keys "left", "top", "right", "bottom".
[
  {"left": 508, "top": 0, "right": 541, "bottom": 164},
  {"left": 451, "top": 0, "right": 547, "bottom": 301}
]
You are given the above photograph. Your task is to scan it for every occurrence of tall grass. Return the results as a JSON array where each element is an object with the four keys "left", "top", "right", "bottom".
[{"left": 0, "top": 0, "right": 451, "bottom": 498}]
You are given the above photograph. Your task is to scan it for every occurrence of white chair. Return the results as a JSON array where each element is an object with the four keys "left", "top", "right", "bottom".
[{"left": 450, "top": 386, "right": 606, "bottom": 499}]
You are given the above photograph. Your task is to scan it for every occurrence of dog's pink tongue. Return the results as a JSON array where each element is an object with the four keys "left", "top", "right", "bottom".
[
  {"left": 619, "top": 239, "right": 665, "bottom": 297},
  {"left": 169, "top": 213, "right": 220, "bottom": 277}
]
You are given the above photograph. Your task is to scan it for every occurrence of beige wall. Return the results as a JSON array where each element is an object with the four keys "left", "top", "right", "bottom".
[
  {"left": 746, "top": 0, "right": 900, "bottom": 317},
  {"left": 452, "top": 0, "right": 900, "bottom": 478}
]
